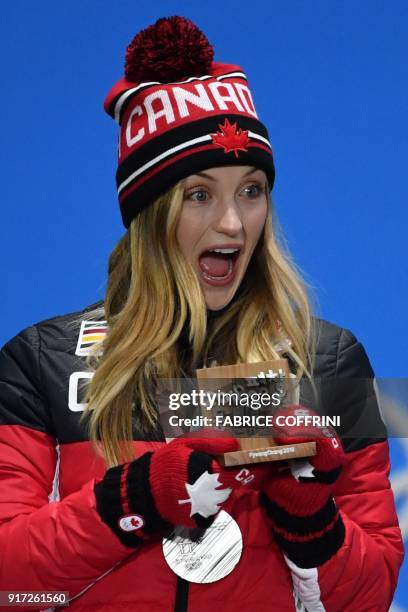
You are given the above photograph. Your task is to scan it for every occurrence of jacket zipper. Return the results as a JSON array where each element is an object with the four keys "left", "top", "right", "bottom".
[{"left": 174, "top": 576, "right": 189, "bottom": 612}]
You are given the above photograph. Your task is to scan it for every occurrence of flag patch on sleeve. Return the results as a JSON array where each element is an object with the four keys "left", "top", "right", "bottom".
[{"left": 75, "top": 320, "right": 108, "bottom": 356}]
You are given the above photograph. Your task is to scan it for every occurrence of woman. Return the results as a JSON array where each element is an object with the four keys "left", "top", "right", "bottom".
[{"left": 0, "top": 16, "right": 403, "bottom": 612}]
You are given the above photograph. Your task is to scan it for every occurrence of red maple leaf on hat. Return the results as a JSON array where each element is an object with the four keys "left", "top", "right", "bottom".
[{"left": 211, "top": 118, "right": 250, "bottom": 158}]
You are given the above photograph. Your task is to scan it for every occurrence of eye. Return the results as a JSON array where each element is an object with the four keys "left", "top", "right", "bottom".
[
  {"left": 241, "top": 183, "right": 265, "bottom": 198},
  {"left": 184, "top": 188, "right": 210, "bottom": 202}
]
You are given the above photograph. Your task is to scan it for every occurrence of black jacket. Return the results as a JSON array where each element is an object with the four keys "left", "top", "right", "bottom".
[
  {"left": 0, "top": 299, "right": 386, "bottom": 450},
  {"left": 0, "top": 301, "right": 403, "bottom": 612}
]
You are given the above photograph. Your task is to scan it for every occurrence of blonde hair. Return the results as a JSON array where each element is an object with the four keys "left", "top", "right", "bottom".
[{"left": 81, "top": 180, "right": 316, "bottom": 467}]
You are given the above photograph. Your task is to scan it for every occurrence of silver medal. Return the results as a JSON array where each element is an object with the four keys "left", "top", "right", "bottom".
[{"left": 162, "top": 510, "right": 243, "bottom": 583}]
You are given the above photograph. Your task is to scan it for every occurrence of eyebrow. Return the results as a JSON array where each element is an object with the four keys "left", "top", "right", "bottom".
[{"left": 191, "top": 166, "right": 260, "bottom": 181}]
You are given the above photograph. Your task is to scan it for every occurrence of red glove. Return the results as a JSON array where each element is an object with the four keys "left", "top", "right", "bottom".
[
  {"left": 95, "top": 433, "right": 246, "bottom": 547},
  {"left": 154, "top": 430, "right": 270, "bottom": 499},
  {"left": 261, "top": 405, "right": 346, "bottom": 568}
]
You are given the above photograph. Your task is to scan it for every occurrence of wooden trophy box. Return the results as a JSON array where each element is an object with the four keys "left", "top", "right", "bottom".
[{"left": 195, "top": 359, "right": 315, "bottom": 466}]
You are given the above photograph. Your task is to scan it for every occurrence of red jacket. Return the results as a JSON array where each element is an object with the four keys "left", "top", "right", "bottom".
[{"left": 0, "top": 302, "right": 404, "bottom": 611}]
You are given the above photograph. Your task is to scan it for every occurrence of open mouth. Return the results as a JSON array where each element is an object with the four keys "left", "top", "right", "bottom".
[{"left": 198, "top": 247, "right": 241, "bottom": 286}]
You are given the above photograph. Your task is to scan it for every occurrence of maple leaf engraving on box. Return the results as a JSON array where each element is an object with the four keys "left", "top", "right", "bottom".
[
  {"left": 178, "top": 471, "right": 232, "bottom": 517},
  {"left": 211, "top": 118, "right": 250, "bottom": 158}
]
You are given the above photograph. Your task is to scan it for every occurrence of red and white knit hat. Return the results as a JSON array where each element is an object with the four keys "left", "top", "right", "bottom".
[{"left": 104, "top": 16, "right": 275, "bottom": 228}]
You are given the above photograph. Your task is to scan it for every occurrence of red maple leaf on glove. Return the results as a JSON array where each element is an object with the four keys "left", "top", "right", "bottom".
[{"left": 211, "top": 118, "right": 250, "bottom": 158}]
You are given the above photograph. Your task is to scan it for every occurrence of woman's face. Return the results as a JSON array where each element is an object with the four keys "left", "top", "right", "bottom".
[{"left": 176, "top": 165, "right": 268, "bottom": 311}]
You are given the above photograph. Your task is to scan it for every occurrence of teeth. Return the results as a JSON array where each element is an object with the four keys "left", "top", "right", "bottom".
[{"left": 209, "top": 248, "right": 239, "bottom": 254}]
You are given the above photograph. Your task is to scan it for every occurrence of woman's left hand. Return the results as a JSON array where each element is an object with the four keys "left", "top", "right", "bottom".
[{"left": 260, "top": 404, "right": 346, "bottom": 567}]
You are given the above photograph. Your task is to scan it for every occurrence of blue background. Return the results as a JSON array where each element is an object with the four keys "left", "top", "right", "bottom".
[{"left": 1, "top": 2, "right": 406, "bottom": 608}]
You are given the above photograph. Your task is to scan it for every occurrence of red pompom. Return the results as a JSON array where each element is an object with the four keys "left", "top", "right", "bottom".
[{"left": 125, "top": 16, "right": 214, "bottom": 83}]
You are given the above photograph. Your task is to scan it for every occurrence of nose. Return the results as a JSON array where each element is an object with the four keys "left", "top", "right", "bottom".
[{"left": 212, "top": 198, "right": 243, "bottom": 237}]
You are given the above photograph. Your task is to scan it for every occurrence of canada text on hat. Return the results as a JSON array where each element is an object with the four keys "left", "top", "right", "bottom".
[{"left": 104, "top": 16, "right": 275, "bottom": 228}]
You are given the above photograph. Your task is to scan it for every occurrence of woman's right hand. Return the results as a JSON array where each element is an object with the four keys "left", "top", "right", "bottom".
[{"left": 94, "top": 435, "right": 240, "bottom": 546}]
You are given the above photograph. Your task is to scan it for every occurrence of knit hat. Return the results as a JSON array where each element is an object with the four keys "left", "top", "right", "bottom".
[{"left": 104, "top": 16, "right": 275, "bottom": 228}]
